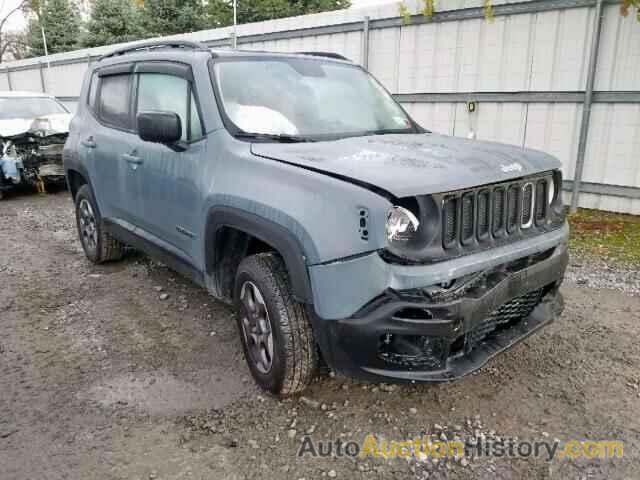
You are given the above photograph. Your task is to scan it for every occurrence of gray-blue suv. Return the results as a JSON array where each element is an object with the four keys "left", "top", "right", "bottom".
[{"left": 64, "top": 41, "right": 568, "bottom": 396}]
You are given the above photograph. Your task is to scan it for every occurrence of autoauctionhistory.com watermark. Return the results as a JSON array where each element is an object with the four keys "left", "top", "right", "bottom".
[{"left": 297, "top": 435, "right": 624, "bottom": 461}]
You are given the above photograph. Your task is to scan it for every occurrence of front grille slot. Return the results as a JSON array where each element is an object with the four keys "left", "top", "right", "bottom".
[
  {"left": 477, "top": 190, "right": 490, "bottom": 239},
  {"left": 535, "top": 180, "right": 548, "bottom": 224},
  {"left": 492, "top": 188, "right": 506, "bottom": 235},
  {"left": 522, "top": 183, "right": 534, "bottom": 228},
  {"left": 443, "top": 197, "right": 458, "bottom": 246},
  {"left": 441, "top": 174, "right": 553, "bottom": 250},
  {"left": 507, "top": 185, "right": 520, "bottom": 233},
  {"left": 461, "top": 193, "right": 475, "bottom": 243}
]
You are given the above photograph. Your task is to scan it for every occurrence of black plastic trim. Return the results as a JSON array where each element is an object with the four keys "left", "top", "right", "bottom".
[
  {"left": 134, "top": 61, "right": 193, "bottom": 81},
  {"left": 99, "top": 40, "right": 209, "bottom": 61},
  {"left": 97, "top": 62, "right": 134, "bottom": 77},
  {"left": 103, "top": 219, "right": 205, "bottom": 287},
  {"left": 204, "top": 206, "right": 313, "bottom": 303}
]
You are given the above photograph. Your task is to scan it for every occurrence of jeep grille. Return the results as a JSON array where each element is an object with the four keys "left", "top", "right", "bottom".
[{"left": 442, "top": 175, "right": 553, "bottom": 249}]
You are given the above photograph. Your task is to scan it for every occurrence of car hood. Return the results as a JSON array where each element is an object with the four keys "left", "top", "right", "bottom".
[
  {"left": 0, "top": 113, "right": 72, "bottom": 139},
  {"left": 251, "top": 133, "right": 561, "bottom": 197}
]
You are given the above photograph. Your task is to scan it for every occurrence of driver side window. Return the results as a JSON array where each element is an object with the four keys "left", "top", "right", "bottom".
[{"left": 136, "top": 73, "right": 203, "bottom": 142}]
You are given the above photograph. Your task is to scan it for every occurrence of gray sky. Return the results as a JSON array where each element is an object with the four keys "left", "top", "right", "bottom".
[{"left": 0, "top": 0, "right": 26, "bottom": 32}]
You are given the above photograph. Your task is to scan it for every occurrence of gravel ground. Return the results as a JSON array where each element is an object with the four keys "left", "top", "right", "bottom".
[
  {"left": 1, "top": 190, "right": 639, "bottom": 480},
  {"left": 565, "top": 261, "right": 640, "bottom": 297}
]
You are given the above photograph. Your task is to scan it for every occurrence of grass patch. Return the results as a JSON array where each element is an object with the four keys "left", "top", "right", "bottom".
[{"left": 568, "top": 208, "right": 640, "bottom": 266}]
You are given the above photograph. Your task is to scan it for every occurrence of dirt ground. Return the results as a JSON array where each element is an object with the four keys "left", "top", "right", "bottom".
[{"left": 1, "top": 190, "right": 638, "bottom": 480}]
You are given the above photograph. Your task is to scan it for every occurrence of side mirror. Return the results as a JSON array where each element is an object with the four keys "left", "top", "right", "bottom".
[{"left": 137, "top": 111, "right": 182, "bottom": 145}]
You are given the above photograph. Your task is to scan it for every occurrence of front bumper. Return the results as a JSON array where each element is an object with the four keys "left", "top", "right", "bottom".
[{"left": 311, "top": 241, "right": 568, "bottom": 383}]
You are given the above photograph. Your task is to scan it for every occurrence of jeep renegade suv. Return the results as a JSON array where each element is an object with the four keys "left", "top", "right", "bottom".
[{"left": 64, "top": 40, "right": 568, "bottom": 396}]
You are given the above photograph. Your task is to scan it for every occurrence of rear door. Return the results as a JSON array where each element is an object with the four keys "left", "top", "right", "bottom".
[
  {"left": 84, "top": 64, "right": 141, "bottom": 226},
  {"left": 127, "top": 62, "right": 207, "bottom": 263}
]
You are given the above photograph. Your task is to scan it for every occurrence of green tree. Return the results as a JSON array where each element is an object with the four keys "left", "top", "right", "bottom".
[
  {"left": 297, "top": 0, "right": 350, "bottom": 15},
  {"left": 206, "top": 0, "right": 292, "bottom": 27},
  {"left": 82, "top": 0, "right": 145, "bottom": 48},
  {"left": 205, "top": 0, "right": 350, "bottom": 28},
  {"left": 140, "top": 0, "right": 208, "bottom": 36},
  {"left": 27, "top": 0, "right": 81, "bottom": 56}
]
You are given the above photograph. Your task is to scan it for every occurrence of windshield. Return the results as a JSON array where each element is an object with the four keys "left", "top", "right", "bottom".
[
  {"left": 0, "top": 97, "right": 68, "bottom": 120},
  {"left": 213, "top": 57, "right": 416, "bottom": 140}
]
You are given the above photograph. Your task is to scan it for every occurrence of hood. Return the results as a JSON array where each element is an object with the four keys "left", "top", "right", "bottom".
[
  {"left": 0, "top": 113, "right": 72, "bottom": 139},
  {"left": 251, "top": 133, "right": 561, "bottom": 198}
]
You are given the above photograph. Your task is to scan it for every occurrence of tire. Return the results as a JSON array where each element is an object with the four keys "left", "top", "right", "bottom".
[
  {"left": 235, "top": 253, "right": 318, "bottom": 397},
  {"left": 74, "top": 184, "right": 125, "bottom": 263}
]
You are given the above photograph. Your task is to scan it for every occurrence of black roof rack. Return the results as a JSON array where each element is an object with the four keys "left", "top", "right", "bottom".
[
  {"left": 295, "top": 51, "right": 351, "bottom": 61},
  {"left": 99, "top": 40, "right": 209, "bottom": 61}
]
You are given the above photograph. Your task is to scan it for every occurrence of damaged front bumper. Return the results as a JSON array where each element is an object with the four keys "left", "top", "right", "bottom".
[
  {"left": 1, "top": 130, "right": 67, "bottom": 194},
  {"left": 309, "top": 225, "right": 569, "bottom": 383}
]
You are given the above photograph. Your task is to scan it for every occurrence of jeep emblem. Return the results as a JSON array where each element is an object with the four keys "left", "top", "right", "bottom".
[{"left": 501, "top": 163, "right": 523, "bottom": 173}]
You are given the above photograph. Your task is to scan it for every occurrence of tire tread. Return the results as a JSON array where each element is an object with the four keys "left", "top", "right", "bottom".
[
  {"left": 238, "top": 253, "right": 317, "bottom": 396},
  {"left": 75, "top": 185, "right": 125, "bottom": 263}
]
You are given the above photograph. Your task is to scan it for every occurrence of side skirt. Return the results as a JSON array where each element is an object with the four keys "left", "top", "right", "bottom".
[{"left": 103, "top": 218, "right": 205, "bottom": 289}]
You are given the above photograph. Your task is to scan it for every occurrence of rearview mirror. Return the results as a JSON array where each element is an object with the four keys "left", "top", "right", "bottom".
[{"left": 137, "top": 111, "right": 182, "bottom": 145}]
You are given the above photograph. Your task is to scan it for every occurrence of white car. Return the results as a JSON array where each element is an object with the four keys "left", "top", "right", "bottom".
[{"left": 0, "top": 91, "right": 72, "bottom": 198}]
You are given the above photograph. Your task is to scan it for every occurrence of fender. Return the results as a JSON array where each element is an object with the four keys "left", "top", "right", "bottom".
[
  {"left": 204, "top": 206, "right": 313, "bottom": 303},
  {"left": 64, "top": 156, "right": 93, "bottom": 198}
]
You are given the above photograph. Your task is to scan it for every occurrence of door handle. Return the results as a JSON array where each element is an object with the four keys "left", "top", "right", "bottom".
[
  {"left": 122, "top": 153, "right": 143, "bottom": 165},
  {"left": 82, "top": 137, "right": 96, "bottom": 148}
]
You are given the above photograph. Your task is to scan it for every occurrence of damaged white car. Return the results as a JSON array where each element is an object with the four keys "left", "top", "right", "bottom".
[{"left": 0, "top": 91, "right": 71, "bottom": 199}]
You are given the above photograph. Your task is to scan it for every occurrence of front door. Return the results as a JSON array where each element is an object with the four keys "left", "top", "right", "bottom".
[{"left": 127, "top": 65, "right": 207, "bottom": 264}]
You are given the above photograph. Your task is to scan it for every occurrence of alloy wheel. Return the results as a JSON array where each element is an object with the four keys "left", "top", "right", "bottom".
[
  {"left": 79, "top": 198, "right": 97, "bottom": 254},
  {"left": 239, "top": 280, "right": 274, "bottom": 374}
]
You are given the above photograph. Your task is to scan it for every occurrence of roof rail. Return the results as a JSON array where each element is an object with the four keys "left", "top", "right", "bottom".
[
  {"left": 295, "top": 51, "right": 351, "bottom": 62},
  {"left": 99, "top": 40, "right": 209, "bottom": 61}
]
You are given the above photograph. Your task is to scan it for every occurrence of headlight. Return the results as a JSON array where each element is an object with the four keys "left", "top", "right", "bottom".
[
  {"left": 386, "top": 206, "right": 420, "bottom": 243},
  {"left": 548, "top": 177, "right": 556, "bottom": 205}
]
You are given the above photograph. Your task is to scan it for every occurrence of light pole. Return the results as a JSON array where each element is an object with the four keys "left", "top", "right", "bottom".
[
  {"left": 232, "top": 0, "right": 237, "bottom": 48},
  {"left": 40, "top": 24, "right": 50, "bottom": 92}
]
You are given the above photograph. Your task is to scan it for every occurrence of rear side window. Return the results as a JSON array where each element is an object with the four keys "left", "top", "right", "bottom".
[
  {"left": 136, "top": 73, "right": 203, "bottom": 142},
  {"left": 98, "top": 74, "right": 132, "bottom": 129}
]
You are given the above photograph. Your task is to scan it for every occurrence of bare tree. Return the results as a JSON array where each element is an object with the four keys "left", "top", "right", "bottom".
[{"left": 0, "top": 0, "right": 28, "bottom": 63}]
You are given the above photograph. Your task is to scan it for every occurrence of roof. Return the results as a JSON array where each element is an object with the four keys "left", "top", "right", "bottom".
[{"left": 0, "top": 90, "right": 56, "bottom": 98}]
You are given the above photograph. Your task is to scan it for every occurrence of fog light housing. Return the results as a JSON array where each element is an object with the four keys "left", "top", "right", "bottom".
[{"left": 378, "top": 333, "right": 446, "bottom": 369}]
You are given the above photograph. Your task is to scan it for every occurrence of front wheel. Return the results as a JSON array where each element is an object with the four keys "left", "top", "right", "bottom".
[{"left": 234, "top": 253, "right": 318, "bottom": 397}]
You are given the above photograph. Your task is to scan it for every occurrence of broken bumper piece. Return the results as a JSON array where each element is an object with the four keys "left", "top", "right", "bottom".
[
  {"left": 0, "top": 135, "right": 67, "bottom": 192},
  {"left": 312, "top": 242, "right": 568, "bottom": 383}
]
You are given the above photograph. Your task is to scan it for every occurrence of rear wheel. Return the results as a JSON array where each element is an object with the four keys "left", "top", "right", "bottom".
[
  {"left": 235, "top": 253, "right": 318, "bottom": 397},
  {"left": 75, "top": 184, "right": 125, "bottom": 263}
]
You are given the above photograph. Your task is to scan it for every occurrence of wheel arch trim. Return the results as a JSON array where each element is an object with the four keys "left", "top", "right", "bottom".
[{"left": 204, "top": 205, "right": 315, "bottom": 304}]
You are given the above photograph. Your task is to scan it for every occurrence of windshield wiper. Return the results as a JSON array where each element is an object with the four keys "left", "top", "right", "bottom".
[
  {"left": 235, "top": 132, "right": 315, "bottom": 143},
  {"left": 368, "top": 128, "right": 416, "bottom": 136}
]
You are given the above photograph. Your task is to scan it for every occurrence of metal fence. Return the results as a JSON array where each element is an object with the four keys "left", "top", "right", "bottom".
[{"left": 1, "top": 0, "right": 639, "bottom": 213}]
